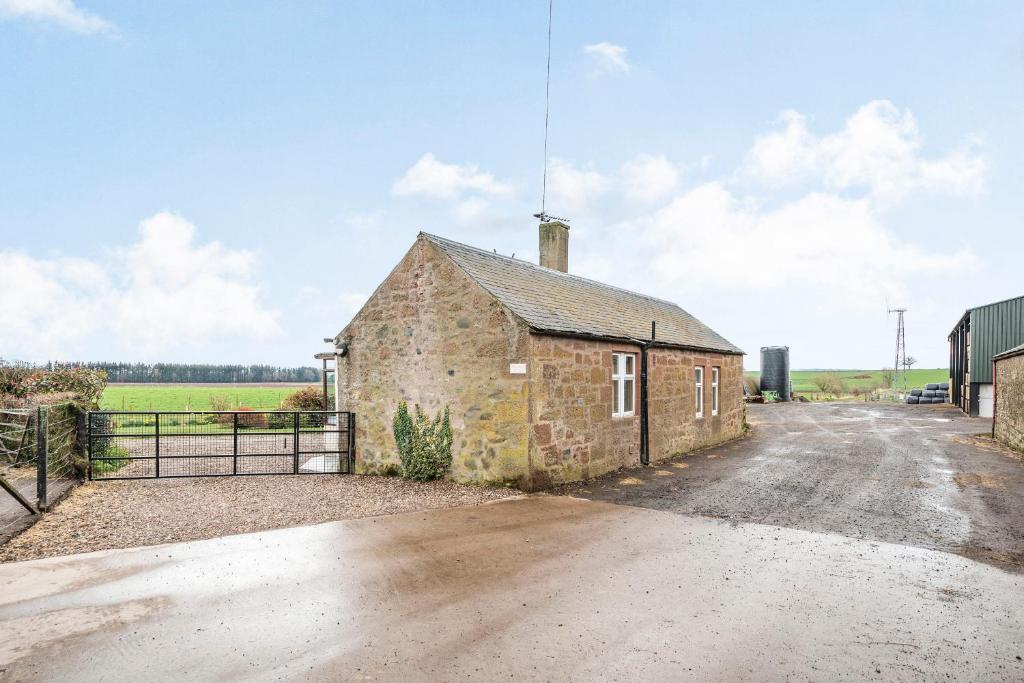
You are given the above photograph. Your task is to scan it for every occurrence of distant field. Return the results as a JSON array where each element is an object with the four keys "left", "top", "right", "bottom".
[
  {"left": 100, "top": 383, "right": 317, "bottom": 411},
  {"left": 744, "top": 369, "right": 950, "bottom": 394}
]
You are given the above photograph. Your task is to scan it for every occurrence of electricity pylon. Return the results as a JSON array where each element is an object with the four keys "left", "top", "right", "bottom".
[{"left": 888, "top": 307, "right": 908, "bottom": 395}]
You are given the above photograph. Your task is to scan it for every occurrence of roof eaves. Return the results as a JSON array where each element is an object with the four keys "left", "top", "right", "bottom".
[
  {"left": 528, "top": 326, "right": 745, "bottom": 356},
  {"left": 993, "top": 342, "right": 1024, "bottom": 362}
]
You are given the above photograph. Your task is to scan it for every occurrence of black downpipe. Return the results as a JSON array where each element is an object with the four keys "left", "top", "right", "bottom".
[{"left": 640, "top": 321, "right": 655, "bottom": 466}]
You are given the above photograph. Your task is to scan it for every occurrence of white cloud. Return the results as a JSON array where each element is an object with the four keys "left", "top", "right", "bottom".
[
  {"left": 740, "top": 101, "right": 986, "bottom": 201},
  {"left": 392, "top": 153, "right": 516, "bottom": 223},
  {"left": 0, "top": 212, "right": 281, "bottom": 361},
  {"left": 543, "top": 100, "right": 985, "bottom": 368},
  {"left": 546, "top": 158, "right": 611, "bottom": 215},
  {"left": 637, "top": 182, "right": 975, "bottom": 299},
  {"left": 621, "top": 154, "right": 681, "bottom": 202},
  {"left": 393, "top": 153, "right": 514, "bottom": 201},
  {"left": 583, "top": 42, "right": 631, "bottom": 78},
  {"left": 0, "top": 0, "right": 115, "bottom": 35}
]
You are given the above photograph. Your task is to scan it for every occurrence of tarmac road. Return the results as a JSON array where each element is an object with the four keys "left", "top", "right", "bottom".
[{"left": 562, "top": 402, "right": 1024, "bottom": 572}]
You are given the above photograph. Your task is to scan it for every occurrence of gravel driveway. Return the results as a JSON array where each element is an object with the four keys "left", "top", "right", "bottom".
[
  {"left": 560, "top": 401, "right": 1024, "bottom": 571},
  {"left": 0, "top": 475, "right": 518, "bottom": 563}
]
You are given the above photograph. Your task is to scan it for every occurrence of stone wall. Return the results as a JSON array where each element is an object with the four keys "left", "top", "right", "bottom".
[
  {"left": 336, "top": 236, "right": 532, "bottom": 485},
  {"left": 527, "top": 335, "right": 745, "bottom": 488},
  {"left": 995, "top": 353, "right": 1024, "bottom": 453},
  {"left": 527, "top": 337, "right": 641, "bottom": 488},
  {"left": 647, "top": 349, "right": 745, "bottom": 460}
]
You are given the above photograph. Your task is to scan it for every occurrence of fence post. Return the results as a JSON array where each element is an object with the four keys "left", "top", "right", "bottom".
[
  {"left": 293, "top": 412, "right": 300, "bottom": 474},
  {"left": 233, "top": 413, "right": 239, "bottom": 475},
  {"left": 86, "top": 411, "right": 93, "bottom": 481},
  {"left": 154, "top": 413, "right": 160, "bottom": 478},
  {"left": 348, "top": 412, "right": 356, "bottom": 474},
  {"left": 36, "top": 405, "right": 48, "bottom": 509},
  {"left": 76, "top": 407, "right": 87, "bottom": 475}
]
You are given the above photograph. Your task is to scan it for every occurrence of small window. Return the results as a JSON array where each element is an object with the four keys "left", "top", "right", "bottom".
[
  {"left": 711, "top": 367, "right": 720, "bottom": 416},
  {"left": 695, "top": 366, "right": 704, "bottom": 418},
  {"left": 612, "top": 353, "right": 636, "bottom": 417}
]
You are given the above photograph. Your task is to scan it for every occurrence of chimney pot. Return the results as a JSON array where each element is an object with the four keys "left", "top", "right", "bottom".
[{"left": 539, "top": 220, "right": 569, "bottom": 272}]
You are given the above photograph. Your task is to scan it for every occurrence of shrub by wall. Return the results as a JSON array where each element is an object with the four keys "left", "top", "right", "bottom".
[{"left": 392, "top": 401, "right": 453, "bottom": 481}]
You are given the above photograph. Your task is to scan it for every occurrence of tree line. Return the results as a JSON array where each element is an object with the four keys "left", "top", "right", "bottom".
[{"left": 29, "top": 362, "right": 320, "bottom": 384}]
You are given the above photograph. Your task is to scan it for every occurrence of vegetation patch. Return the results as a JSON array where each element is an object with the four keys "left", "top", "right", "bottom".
[
  {"left": 392, "top": 401, "right": 453, "bottom": 482},
  {"left": 744, "top": 368, "right": 950, "bottom": 401},
  {"left": 101, "top": 384, "right": 317, "bottom": 411}
]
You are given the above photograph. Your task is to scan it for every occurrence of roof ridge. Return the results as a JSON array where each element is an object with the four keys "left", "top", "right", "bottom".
[
  {"left": 419, "top": 231, "right": 681, "bottom": 308},
  {"left": 967, "top": 293, "right": 1024, "bottom": 312}
]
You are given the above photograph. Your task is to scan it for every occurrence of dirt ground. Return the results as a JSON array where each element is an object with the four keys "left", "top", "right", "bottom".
[
  {"left": 559, "top": 401, "right": 1024, "bottom": 571},
  {"left": 0, "top": 475, "right": 518, "bottom": 562}
]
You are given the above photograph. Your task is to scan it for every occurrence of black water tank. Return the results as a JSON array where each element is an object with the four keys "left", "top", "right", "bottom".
[{"left": 760, "top": 346, "right": 791, "bottom": 401}]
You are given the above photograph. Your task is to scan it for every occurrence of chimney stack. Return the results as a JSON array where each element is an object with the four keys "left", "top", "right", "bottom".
[{"left": 538, "top": 220, "right": 569, "bottom": 272}]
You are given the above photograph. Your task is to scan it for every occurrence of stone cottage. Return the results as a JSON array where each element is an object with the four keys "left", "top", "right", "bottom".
[{"left": 330, "top": 222, "right": 744, "bottom": 489}]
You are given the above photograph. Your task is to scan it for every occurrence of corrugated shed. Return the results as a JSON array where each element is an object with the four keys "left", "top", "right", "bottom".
[
  {"left": 422, "top": 233, "right": 744, "bottom": 355},
  {"left": 968, "top": 295, "right": 1024, "bottom": 383}
]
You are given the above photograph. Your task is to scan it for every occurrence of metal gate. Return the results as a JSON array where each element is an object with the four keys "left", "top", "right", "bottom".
[{"left": 87, "top": 411, "right": 354, "bottom": 480}]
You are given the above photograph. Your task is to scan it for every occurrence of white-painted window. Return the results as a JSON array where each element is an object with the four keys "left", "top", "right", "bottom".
[
  {"left": 612, "top": 353, "right": 636, "bottom": 417},
  {"left": 711, "top": 367, "right": 720, "bottom": 416},
  {"left": 695, "top": 366, "right": 704, "bottom": 418}
]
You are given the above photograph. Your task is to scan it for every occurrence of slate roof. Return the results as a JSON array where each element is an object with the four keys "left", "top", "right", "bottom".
[{"left": 422, "top": 232, "right": 743, "bottom": 355}]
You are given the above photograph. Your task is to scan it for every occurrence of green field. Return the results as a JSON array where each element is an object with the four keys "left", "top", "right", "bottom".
[
  {"left": 744, "top": 368, "right": 949, "bottom": 395},
  {"left": 100, "top": 383, "right": 317, "bottom": 411}
]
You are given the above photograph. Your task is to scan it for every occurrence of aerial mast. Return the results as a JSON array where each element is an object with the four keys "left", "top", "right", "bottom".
[{"left": 533, "top": 0, "right": 570, "bottom": 225}]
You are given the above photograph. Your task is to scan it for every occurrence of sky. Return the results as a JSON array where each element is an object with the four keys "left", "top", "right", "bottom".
[{"left": 1, "top": 1, "right": 1021, "bottom": 370}]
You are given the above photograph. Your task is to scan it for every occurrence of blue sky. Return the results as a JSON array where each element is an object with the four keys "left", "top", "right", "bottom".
[{"left": 1, "top": 1, "right": 1021, "bottom": 370}]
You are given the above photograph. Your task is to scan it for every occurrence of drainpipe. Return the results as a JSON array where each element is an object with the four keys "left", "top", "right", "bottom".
[{"left": 639, "top": 321, "right": 655, "bottom": 466}]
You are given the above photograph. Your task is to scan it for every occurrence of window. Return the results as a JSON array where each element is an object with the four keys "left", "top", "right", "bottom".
[
  {"left": 695, "top": 366, "right": 704, "bottom": 418},
  {"left": 711, "top": 367, "right": 720, "bottom": 416},
  {"left": 612, "top": 353, "right": 636, "bottom": 417}
]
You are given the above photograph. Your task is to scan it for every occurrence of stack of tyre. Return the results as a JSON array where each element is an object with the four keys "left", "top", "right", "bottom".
[{"left": 906, "top": 383, "right": 949, "bottom": 405}]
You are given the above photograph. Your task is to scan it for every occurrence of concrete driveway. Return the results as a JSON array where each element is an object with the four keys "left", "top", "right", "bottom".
[
  {"left": 564, "top": 402, "right": 1024, "bottom": 571},
  {"left": 1, "top": 402, "right": 1023, "bottom": 681},
  {"left": 2, "top": 498, "right": 1023, "bottom": 681}
]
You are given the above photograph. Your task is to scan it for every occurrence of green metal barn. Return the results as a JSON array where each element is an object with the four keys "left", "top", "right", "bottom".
[{"left": 949, "top": 294, "right": 1024, "bottom": 417}]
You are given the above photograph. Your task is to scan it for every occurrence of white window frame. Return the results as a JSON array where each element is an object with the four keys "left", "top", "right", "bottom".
[
  {"left": 612, "top": 352, "right": 636, "bottom": 418},
  {"left": 711, "top": 367, "right": 720, "bottom": 417},
  {"left": 695, "top": 366, "right": 704, "bottom": 418}
]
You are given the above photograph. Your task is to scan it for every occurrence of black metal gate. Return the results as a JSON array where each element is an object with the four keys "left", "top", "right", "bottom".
[{"left": 87, "top": 411, "right": 354, "bottom": 480}]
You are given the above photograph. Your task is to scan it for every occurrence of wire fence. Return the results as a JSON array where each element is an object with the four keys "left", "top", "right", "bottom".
[{"left": 0, "top": 403, "right": 84, "bottom": 521}]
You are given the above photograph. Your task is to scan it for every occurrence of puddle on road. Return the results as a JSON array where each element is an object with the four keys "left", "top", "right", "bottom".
[
  {"left": 671, "top": 463, "right": 690, "bottom": 469},
  {"left": 618, "top": 477, "right": 644, "bottom": 486}
]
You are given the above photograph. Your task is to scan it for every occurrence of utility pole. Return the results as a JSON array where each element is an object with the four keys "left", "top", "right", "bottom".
[{"left": 888, "top": 307, "right": 908, "bottom": 397}]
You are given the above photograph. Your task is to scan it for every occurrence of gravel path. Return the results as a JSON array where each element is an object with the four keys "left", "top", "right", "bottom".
[
  {"left": 0, "top": 475, "right": 519, "bottom": 563},
  {"left": 558, "top": 401, "right": 1024, "bottom": 571}
]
